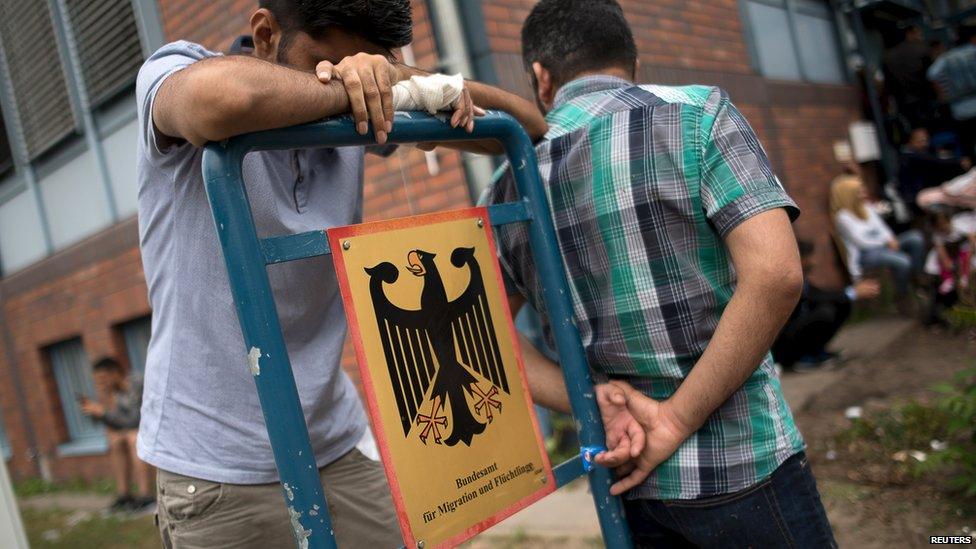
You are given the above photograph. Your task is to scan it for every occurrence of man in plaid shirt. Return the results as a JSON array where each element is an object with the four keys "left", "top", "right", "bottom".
[{"left": 485, "top": 0, "right": 836, "bottom": 546}]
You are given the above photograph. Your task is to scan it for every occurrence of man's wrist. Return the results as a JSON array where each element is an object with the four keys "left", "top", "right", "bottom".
[
  {"left": 393, "top": 62, "right": 428, "bottom": 81},
  {"left": 660, "top": 397, "right": 699, "bottom": 440}
]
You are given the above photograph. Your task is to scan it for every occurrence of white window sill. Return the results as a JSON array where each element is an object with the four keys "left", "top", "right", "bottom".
[{"left": 57, "top": 437, "right": 108, "bottom": 457}]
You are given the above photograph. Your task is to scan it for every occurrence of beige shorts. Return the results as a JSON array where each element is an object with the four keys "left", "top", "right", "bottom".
[{"left": 156, "top": 449, "right": 402, "bottom": 548}]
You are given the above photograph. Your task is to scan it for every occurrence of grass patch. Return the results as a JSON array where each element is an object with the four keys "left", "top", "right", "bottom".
[
  {"left": 837, "top": 369, "right": 976, "bottom": 503},
  {"left": 20, "top": 506, "right": 159, "bottom": 549},
  {"left": 545, "top": 412, "right": 580, "bottom": 465},
  {"left": 15, "top": 478, "right": 115, "bottom": 498},
  {"left": 837, "top": 400, "right": 951, "bottom": 454},
  {"left": 819, "top": 479, "right": 871, "bottom": 504},
  {"left": 946, "top": 305, "right": 976, "bottom": 330}
]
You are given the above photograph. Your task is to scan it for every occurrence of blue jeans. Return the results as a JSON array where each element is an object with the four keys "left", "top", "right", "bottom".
[
  {"left": 624, "top": 452, "right": 836, "bottom": 548},
  {"left": 860, "top": 229, "right": 925, "bottom": 295}
]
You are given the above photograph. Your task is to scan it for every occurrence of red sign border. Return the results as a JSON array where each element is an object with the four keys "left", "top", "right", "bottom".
[{"left": 328, "top": 206, "right": 556, "bottom": 548}]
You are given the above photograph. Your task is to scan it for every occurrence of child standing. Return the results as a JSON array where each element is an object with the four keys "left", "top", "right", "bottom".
[{"left": 928, "top": 210, "right": 973, "bottom": 295}]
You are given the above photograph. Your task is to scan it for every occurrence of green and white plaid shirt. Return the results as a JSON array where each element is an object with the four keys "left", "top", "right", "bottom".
[{"left": 484, "top": 76, "right": 805, "bottom": 500}]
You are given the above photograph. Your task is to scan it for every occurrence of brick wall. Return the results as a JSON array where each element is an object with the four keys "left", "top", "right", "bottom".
[
  {"left": 483, "top": 0, "right": 858, "bottom": 288},
  {"left": 0, "top": 220, "right": 150, "bottom": 480}
]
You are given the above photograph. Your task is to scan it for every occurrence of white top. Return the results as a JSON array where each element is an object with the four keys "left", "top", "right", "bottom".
[
  {"left": 925, "top": 211, "right": 976, "bottom": 275},
  {"left": 835, "top": 207, "right": 895, "bottom": 279}
]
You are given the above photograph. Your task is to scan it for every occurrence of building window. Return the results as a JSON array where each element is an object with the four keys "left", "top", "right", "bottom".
[
  {"left": 0, "top": 0, "right": 76, "bottom": 160},
  {"left": 0, "top": 109, "right": 12, "bottom": 177},
  {"left": 742, "top": 0, "right": 847, "bottom": 84},
  {"left": 0, "top": 0, "right": 162, "bottom": 276},
  {"left": 48, "top": 338, "right": 106, "bottom": 455},
  {"left": 0, "top": 410, "right": 10, "bottom": 459},
  {"left": 121, "top": 316, "right": 152, "bottom": 374},
  {"left": 65, "top": 0, "right": 145, "bottom": 109}
]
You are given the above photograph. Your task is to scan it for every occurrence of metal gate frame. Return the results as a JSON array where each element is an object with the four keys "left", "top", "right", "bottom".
[{"left": 201, "top": 111, "right": 633, "bottom": 549}]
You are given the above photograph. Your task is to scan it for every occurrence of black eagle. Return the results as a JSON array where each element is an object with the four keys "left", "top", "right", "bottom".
[{"left": 364, "top": 247, "right": 510, "bottom": 447}]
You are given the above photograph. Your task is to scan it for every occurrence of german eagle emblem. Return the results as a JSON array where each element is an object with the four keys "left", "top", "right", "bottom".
[{"left": 364, "top": 247, "right": 509, "bottom": 447}]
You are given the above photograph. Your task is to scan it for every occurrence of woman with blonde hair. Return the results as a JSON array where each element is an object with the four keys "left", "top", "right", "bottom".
[{"left": 831, "top": 175, "right": 925, "bottom": 297}]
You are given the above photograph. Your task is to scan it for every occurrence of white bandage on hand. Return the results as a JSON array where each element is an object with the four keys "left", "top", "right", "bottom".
[{"left": 391, "top": 73, "right": 464, "bottom": 114}]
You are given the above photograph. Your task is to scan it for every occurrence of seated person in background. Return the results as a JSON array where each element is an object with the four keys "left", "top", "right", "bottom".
[
  {"left": 773, "top": 241, "right": 880, "bottom": 371},
  {"left": 899, "top": 127, "right": 971, "bottom": 207},
  {"left": 80, "top": 358, "right": 154, "bottom": 512},
  {"left": 831, "top": 175, "right": 925, "bottom": 302}
]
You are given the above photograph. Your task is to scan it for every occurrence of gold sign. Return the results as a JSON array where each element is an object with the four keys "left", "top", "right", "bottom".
[{"left": 329, "top": 207, "right": 554, "bottom": 548}]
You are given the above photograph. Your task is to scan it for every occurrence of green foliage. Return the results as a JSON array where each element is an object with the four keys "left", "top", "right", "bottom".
[
  {"left": 921, "top": 368, "right": 976, "bottom": 498},
  {"left": 837, "top": 401, "right": 951, "bottom": 453},
  {"left": 20, "top": 506, "right": 159, "bottom": 549},
  {"left": 946, "top": 306, "right": 976, "bottom": 330},
  {"left": 14, "top": 478, "right": 114, "bottom": 498},
  {"left": 545, "top": 411, "right": 580, "bottom": 465}
]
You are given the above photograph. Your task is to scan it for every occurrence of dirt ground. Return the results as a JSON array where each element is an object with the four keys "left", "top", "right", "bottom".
[
  {"left": 791, "top": 323, "right": 976, "bottom": 548},
  {"left": 17, "top": 321, "right": 975, "bottom": 548}
]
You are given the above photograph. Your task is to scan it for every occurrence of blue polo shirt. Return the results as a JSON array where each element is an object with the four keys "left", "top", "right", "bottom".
[{"left": 135, "top": 41, "right": 368, "bottom": 483}]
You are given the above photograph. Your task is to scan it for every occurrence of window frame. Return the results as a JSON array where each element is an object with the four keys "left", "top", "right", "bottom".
[
  {"left": 46, "top": 338, "right": 108, "bottom": 457},
  {"left": 0, "top": 0, "right": 163, "bottom": 277},
  {"left": 0, "top": 409, "right": 10, "bottom": 460},
  {"left": 740, "top": 0, "right": 849, "bottom": 84},
  {"left": 0, "top": 110, "right": 12, "bottom": 179},
  {"left": 119, "top": 315, "right": 152, "bottom": 375}
]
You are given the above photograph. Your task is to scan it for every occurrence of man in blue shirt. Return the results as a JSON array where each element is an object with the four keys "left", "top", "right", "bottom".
[
  {"left": 928, "top": 26, "right": 976, "bottom": 156},
  {"left": 136, "top": 1, "right": 545, "bottom": 547}
]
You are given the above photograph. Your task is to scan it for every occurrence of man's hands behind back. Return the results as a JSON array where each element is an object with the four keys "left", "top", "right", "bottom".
[
  {"left": 593, "top": 383, "right": 645, "bottom": 469},
  {"left": 594, "top": 381, "right": 694, "bottom": 496}
]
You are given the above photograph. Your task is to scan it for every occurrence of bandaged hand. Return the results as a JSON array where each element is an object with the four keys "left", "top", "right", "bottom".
[
  {"left": 392, "top": 73, "right": 463, "bottom": 113},
  {"left": 317, "top": 54, "right": 482, "bottom": 143},
  {"left": 392, "top": 73, "right": 483, "bottom": 133}
]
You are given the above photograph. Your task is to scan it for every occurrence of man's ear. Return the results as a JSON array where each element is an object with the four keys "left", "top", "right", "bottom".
[
  {"left": 250, "top": 8, "right": 281, "bottom": 61},
  {"left": 532, "top": 62, "right": 555, "bottom": 111},
  {"left": 633, "top": 58, "right": 641, "bottom": 81}
]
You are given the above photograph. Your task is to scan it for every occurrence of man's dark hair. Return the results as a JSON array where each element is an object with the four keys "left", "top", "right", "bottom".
[
  {"left": 93, "top": 357, "right": 123, "bottom": 373},
  {"left": 521, "top": 0, "right": 637, "bottom": 86},
  {"left": 797, "top": 240, "right": 815, "bottom": 258},
  {"left": 260, "top": 0, "right": 413, "bottom": 52},
  {"left": 959, "top": 25, "right": 976, "bottom": 45}
]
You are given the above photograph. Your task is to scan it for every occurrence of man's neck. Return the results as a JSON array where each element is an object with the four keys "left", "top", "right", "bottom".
[{"left": 568, "top": 67, "right": 634, "bottom": 83}]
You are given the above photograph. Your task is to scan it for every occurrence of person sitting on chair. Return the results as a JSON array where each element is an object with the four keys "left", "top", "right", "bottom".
[
  {"left": 831, "top": 175, "right": 925, "bottom": 305},
  {"left": 80, "top": 358, "right": 154, "bottom": 512}
]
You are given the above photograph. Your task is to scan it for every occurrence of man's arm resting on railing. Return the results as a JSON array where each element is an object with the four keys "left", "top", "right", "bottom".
[
  {"left": 464, "top": 80, "right": 547, "bottom": 142},
  {"left": 153, "top": 55, "right": 352, "bottom": 148},
  {"left": 397, "top": 64, "right": 548, "bottom": 154}
]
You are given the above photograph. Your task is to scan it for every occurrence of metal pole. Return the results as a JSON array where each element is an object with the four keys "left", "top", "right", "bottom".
[
  {"left": 497, "top": 121, "right": 633, "bottom": 549},
  {"left": 202, "top": 145, "right": 336, "bottom": 549},
  {"left": 846, "top": 3, "right": 897, "bottom": 182},
  {"left": 202, "top": 112, "right": 632, "bottom": 548}
]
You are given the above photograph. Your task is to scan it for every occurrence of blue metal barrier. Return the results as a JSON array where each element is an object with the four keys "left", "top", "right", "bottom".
[{"left": 201, "top": 111, "right": 633, "bottom": 549}]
